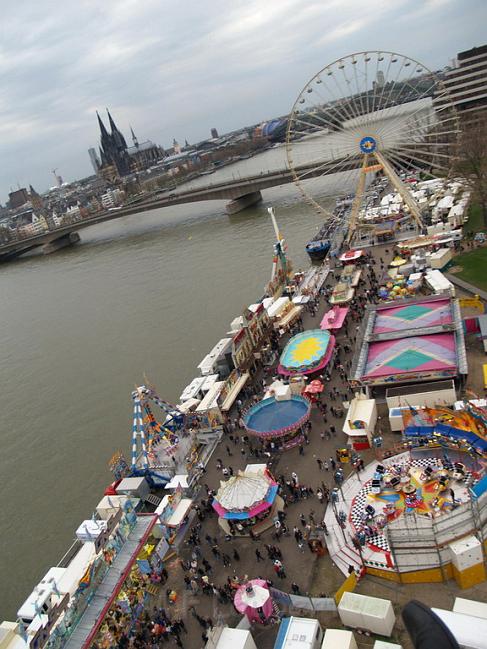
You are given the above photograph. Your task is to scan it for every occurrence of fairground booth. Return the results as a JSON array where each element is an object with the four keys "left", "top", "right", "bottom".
[
  {"left": 154, "top": 482, "right": 193, "bottom": 552},
  {"left": 339, "top": 249, "right": 364, "bottom": 264},
  {"left": 1, "top": 496, "right": 167, "bottom": 649},
  {"left": 212, "top": 466, "right": 284, "bottom": 536},
  {"left": 343, "top": 393, "right": 378, "bottom": 450},
  {"left": 350, "top": 295, "right": 467, "bottom": 394},
  {"left": 330, "top": 282, "right": 355, "bottom": 305},
  {"left": 320, "top": 305, "right": 349, "bottom": 332}
]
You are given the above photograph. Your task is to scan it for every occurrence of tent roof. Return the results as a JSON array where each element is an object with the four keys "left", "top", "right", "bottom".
[{"left": 215, "top": 471, "right": 272, "bottom": 511}]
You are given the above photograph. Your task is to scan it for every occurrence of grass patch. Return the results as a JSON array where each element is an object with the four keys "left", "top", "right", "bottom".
[
  {"left": 451, "top": 246, "right": 487, "bottom": 291},
  {"left": 464, "top": 202, "right": 485, "bottom": 235}
]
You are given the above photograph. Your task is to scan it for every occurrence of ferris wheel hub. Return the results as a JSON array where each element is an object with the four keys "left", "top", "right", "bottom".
[{"left": 359, "top": 136, "right": 377, "bottom": 154}]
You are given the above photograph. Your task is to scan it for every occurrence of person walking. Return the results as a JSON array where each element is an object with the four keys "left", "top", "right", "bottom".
[
  {"left": 316, "top": 458, "right": 323, "bottom": 471},
  {"left": 255, "top": 548, "right": 264, "bottom": 562},
  {"left": 222, "top": 553, "right": 231, "bottom": 567}
]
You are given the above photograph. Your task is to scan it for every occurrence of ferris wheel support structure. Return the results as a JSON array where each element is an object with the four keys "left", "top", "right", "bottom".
[
  {"left": 374, "top": 150, "right": 423, "bottom": 227},
  {"left": 347, "top": 154, "right": 369, "bottom": 244}
]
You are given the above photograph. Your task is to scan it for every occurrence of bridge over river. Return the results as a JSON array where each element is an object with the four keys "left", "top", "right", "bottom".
[{"left": 0, "top": 158, "right": 359, "bottom": 262}]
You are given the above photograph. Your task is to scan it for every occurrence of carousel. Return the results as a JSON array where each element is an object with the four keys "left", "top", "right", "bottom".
[
  {"left": 324, "top": 445, "right": 485, "bottom": 581},
  {"left": 234, "top": 579, "right": 275, "bottom": 624},
  {"left": 278, "top": 329, "right": 335, "bottom": 376},
  {"left": 243, "top": 392, "right": 311, "bottom": 451},
  {"left": 212, "top": 467, "right": 284, "bottom": 536}
]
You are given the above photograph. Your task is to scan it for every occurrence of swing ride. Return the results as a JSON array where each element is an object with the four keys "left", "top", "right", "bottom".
[{"left": 129, "top": 384, "right": 187, "bottom": 486}]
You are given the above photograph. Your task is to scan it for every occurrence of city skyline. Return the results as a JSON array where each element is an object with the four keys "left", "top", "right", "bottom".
[{"left": 0, "top": 0, "right": 486, "bottom": 202}]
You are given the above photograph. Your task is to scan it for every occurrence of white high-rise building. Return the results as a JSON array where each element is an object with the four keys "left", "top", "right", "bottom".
[{"left": 88, "top": 147, "right": 100, "bottom": 173}]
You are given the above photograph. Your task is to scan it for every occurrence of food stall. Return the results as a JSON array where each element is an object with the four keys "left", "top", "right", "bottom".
[
  {"left": 267, "top": 296, "right": 290, "bottom": 320},
  {"left": 219, "top": 369, "right": 251, "bottom": 413},
  {"left": 330, "top": 282, "right": 354, "bottom": 305},
  {"left": 273, "top": 301, "right": 303, "bottom": 332},
  {"left": 155, "top": 485, "right": 193, "bottom": 551},
  {"left": 194, "top": 381, "right": 225, "bottom": 432},
  {"left": 343, "top": 395, "right": 378, "bottom": 450},
  {"left": 320, "top": 306, "right": 349, "bottom": 331},
  {"left": 340, "top": 264, "right": 362, "bottom": 287}
]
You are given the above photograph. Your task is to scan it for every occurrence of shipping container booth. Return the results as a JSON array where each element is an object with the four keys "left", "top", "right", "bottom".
[
  {"left": 338, "top": 592, "right": 396, "bottom": 637},
  {"left": 321, "top": 629, "right": 357, "bottom": 649},
  {"left": 209, "top": 627, "right": 258, "bottom": 649},
  {"left": 343, "top": 395, "right": 377, "bottom": 450},
  {"left": 274, "top": 616, "right": 323, "bottom": 649}
]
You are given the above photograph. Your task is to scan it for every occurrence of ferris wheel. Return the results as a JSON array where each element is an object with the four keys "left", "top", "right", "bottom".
[{"left": 285, "top": 51, "right": 458, "bottom": 243}]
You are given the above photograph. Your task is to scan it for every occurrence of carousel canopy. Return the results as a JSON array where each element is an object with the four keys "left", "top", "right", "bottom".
[
  {"left": 234, "top": 579, "right": 271, "bottom": 613},
  {"left": 213, "top": 470, "right": 278, "bottom": 518}
]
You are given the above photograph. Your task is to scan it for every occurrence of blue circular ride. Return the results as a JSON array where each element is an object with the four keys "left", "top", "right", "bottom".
[
  {"left": 243, "top": 395, "right": 311, "bottom": 446},
  {"left": 359, "top": 136, "right": 377, "bottom": 154}
]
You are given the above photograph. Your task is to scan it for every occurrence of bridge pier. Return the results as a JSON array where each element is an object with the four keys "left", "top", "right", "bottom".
[
  {"left": 42, "top": 231, "right": 81, "bottom": 255},
  {"left": 225, "top": 191, "right": 262, "bottom": 215}
]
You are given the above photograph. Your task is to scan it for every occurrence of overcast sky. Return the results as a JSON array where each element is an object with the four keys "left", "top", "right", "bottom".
[{"left": 0, "top": 0, "right": 485, "bottom": 202}]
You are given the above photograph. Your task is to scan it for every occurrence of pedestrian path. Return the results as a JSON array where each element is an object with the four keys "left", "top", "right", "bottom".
[{"left": 446, "top": 273, "right": 487, "bottom": 301}]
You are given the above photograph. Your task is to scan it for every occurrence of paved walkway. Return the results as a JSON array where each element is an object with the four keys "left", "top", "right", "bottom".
[{"left": 446, "top": 273, "right": 487, "bottom": 301}]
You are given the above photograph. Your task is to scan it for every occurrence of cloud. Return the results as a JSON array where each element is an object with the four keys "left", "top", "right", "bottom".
[{"left": 0, "top": 0, "right": 485, "bottom": 200}]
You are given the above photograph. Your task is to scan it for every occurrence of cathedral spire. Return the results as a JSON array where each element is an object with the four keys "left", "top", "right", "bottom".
[
  {"left": 106, "top": 108, "right": 118, "bottom": 134},
  {"left": 130, "top": 125, "right": 139, "bottom": 148},
  {"left": 106, "top": 108, "right": 127, "bottom": 149},
  {"left": 97, "top": 111, "right": 110, "bottom": 140}
]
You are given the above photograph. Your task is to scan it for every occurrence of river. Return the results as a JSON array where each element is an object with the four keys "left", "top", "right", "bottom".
[{"left": 0, "top": 149, "right": 338, "bottom": 619}]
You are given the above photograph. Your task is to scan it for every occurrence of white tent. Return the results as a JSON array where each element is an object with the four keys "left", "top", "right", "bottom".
[
  {"left": 165, "top": 474, "right": 190, "bottom": 490},
  {"left": 216, "top": 471, "right": 271, "bottom": 511}
]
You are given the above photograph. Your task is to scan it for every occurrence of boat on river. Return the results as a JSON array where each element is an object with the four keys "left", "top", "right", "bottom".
[{"left": 305, "top": 237, "right": 331, "bottom": 261}]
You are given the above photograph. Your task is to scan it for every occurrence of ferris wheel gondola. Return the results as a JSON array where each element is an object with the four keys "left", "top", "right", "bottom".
[{"left": 285, "top": 51, "right": 459, "bottom": 245}]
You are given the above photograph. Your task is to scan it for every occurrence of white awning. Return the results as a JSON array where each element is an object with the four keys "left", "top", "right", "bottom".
[{"left": 221, "top": 372, "right": 250, "bottom": 412}]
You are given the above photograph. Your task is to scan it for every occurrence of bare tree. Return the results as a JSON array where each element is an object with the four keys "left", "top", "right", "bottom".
[{"left": 454, "top": 116, "right": 487, "bottom": 228}]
